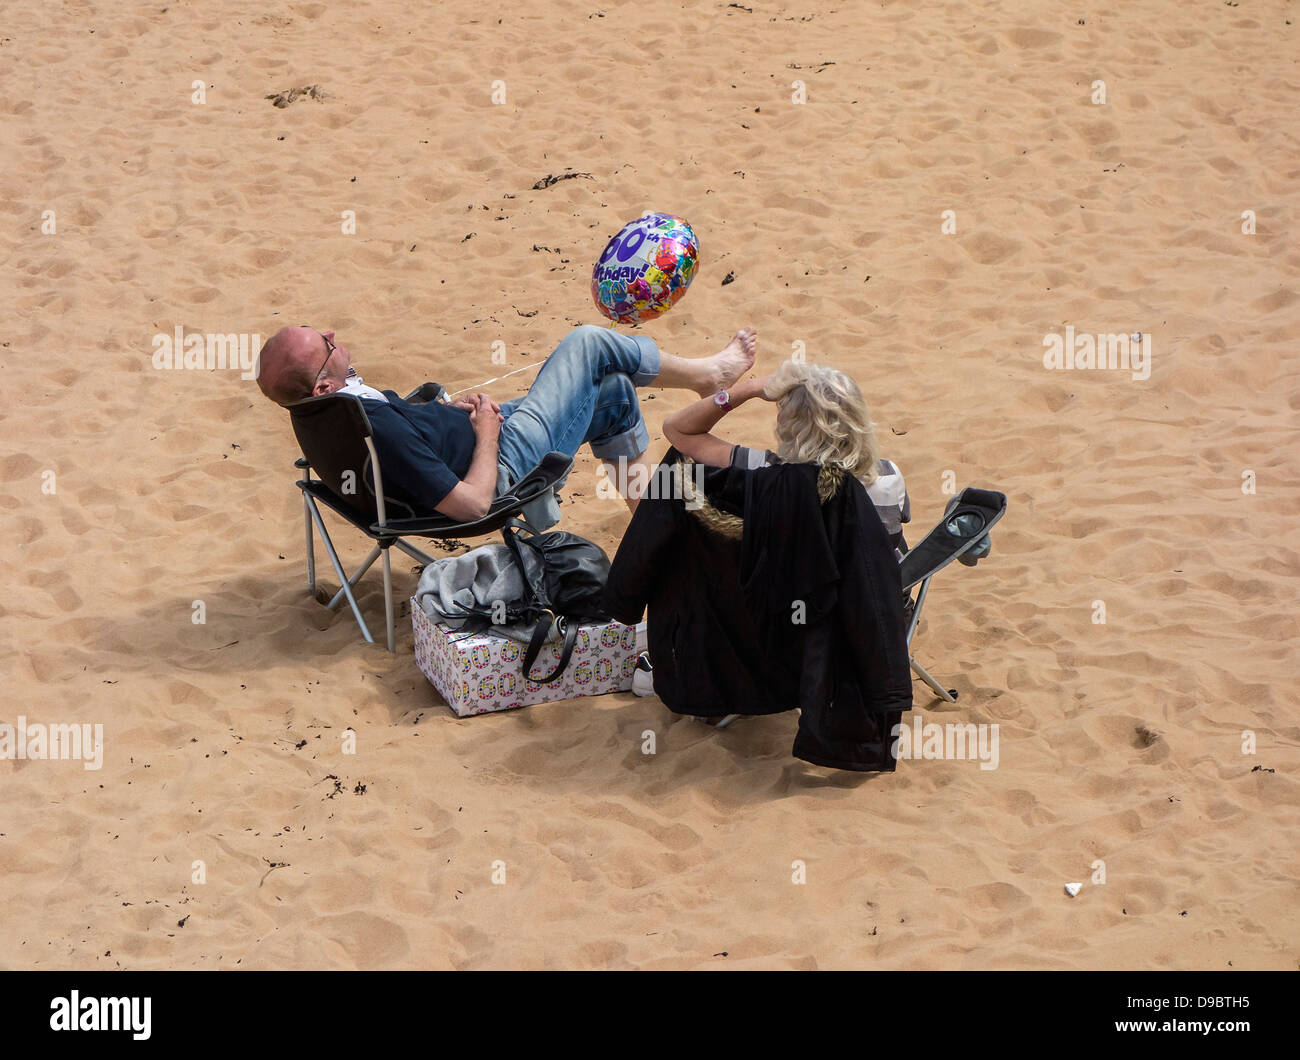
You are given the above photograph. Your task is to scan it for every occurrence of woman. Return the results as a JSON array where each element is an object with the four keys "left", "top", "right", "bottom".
[
  {"left": 661, "top": 359, "right": 910, "bottom": 552},
  {"left": 613, "top": 358, "right": 915, "bottom": 766}
]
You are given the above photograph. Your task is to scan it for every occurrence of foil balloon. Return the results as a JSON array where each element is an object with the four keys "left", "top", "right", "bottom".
[{"left": 591, "top": 213, "right": 699, "bottom": 324}]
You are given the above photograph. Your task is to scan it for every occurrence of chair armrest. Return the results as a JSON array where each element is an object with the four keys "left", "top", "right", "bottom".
[
  {"left": 898, "top": 486, "right": 1007, "bottom": 592},
  {"left": 402, "top": 382, "right": 447, "bottom": 405},
  {"left": 294, "top": 458, "right": 310, "bottom": 469},
  {"left": 373, "top": 451, "right": 574, "bottom": 538}
]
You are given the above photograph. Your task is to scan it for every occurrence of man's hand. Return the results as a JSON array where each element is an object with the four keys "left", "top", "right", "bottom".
[
  {"left": 452, "top": 394, "right": 504, "bottom": 420},
  {"left": 467, "top": 393, "right": 502, "bottom": 441}
]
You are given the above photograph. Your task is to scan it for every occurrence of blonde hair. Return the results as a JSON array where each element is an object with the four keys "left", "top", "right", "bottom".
[{"left": 762, "top": 360, "right": 880, "bottom": 486}]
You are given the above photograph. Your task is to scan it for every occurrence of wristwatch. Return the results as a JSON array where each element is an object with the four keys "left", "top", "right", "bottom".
[{"left": 713, "top": 390, "right": 732, "bottom": 412}]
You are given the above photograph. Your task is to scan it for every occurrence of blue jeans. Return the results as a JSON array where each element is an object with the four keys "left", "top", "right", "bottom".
[{"left": 495, "top": 323, "right": 661, "bottom": 480}]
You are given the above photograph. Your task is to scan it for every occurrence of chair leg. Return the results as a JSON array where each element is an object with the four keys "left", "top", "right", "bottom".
[
  {"left": 303, "top": 494, "right": 316, "bottom": 595},
  {"left": 393, "top": 538, "right": 437, "bottom": 567},
  {"left": 306, "top": 502, "right": 374, "bottom": 644},
  {"left": 903, "top": 575, "right": 957, "bottom": 701},
  {"left": 906, "top": 577, "right": 932, "bottom": 647},
  {"left": 910, "top": 657, "right": 958, "bottom": 703},
  {"left": 382, "top": 546, "right": 396, "bottom": 653},
  {"left": 326, "top": 544, "right": 382, "bottom": 611},
  {"left": 714, "top": 714, "right": 741, "bottom": 729}
]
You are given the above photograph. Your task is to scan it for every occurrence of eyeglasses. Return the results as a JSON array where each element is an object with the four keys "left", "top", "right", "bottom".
[{"left": 301, "top": 326, "right": 337, "bottom": 395}]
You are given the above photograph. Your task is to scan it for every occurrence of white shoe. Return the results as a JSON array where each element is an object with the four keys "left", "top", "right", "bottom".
[{"left": 632, "top": 652, "right": 656, "bottom": 697}]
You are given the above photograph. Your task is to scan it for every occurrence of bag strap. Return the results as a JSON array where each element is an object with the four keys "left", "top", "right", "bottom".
[
  {"left": 506, "top": 526, "right": 582, "bottom": 684},
  {"left": 521, "top": 615, "right": 579, "bottom": 685},
  {"left": 503, "top": 525, "right": 550, "bottom": 610}
]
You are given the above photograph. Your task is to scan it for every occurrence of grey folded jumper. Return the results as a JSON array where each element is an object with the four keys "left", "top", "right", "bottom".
[{"left": 414, "top": 543, "right": 556, "bottom": 644}]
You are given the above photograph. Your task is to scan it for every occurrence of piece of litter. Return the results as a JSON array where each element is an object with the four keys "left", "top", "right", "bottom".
[{"left": 1065, "top": 882, "right": 1082, "bottom": 897}]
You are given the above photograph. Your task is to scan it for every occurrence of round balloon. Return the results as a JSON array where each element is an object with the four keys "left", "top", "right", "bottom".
[{"left": 591, "top": 213, "right": 699, "bottom": 324}]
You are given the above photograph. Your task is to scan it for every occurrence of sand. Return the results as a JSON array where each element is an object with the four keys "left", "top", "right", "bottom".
[{"left": 2, "top": 0, "right": 1298, "bottom": 970}]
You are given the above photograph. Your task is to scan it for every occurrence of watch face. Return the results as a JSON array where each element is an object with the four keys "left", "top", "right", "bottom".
[{"left": 714, "top": 391, "right": 728, "bottom": 406}]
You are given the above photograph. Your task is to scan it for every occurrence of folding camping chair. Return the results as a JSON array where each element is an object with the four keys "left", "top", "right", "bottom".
[
  {"left": 287, "top": 384, "right": 572, "bottom": 653},
  {"left": 898, "top": 486, "right": 1008, "bottom": 703},
  {"left": 712, "top": 484, "right": 1008, "bottom": 727}
]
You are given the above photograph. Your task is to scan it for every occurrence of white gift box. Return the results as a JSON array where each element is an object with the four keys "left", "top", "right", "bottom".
[{"left": 411, "top": 598, "right": 643, "bottom": 717}]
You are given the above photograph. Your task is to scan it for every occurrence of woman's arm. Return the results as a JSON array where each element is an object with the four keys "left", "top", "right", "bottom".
[{"left": 663, "top": 375, "right": 769, "bottom": 467}]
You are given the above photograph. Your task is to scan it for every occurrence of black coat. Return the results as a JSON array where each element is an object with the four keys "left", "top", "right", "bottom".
[{"left": 604, "top": 455, "right": 913, "bottom": 772}]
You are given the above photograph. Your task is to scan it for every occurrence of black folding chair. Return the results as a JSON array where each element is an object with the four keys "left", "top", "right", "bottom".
[
  {"left": 898, "top": 487, "right": 1008, "bottom": 702},
  {"left": 710, "top": 479, "right": 1008, "bottom": 729},
  {"left": 287, "top": 385, "right": 572, "bottom": 652}
]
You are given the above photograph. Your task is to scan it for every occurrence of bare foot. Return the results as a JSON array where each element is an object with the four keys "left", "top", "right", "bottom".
[{"left": 696, "top": 327, "right": 757, "bottom": 395}]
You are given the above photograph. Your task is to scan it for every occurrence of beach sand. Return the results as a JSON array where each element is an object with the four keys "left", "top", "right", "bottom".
[{"left": 1, "top": 0, "right": 1297, "bottom": 969}]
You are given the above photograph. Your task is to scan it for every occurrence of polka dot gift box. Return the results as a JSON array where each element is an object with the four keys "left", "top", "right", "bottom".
[{"left": 412, "top": 598, "right": 643, "bottom": 716}]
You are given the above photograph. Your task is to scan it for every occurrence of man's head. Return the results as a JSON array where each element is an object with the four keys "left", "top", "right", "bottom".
[{"left": 256, "top": 326, "right": 352, "bottom": 406}]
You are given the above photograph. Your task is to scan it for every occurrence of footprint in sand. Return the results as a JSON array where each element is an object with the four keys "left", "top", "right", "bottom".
[{"left": 265, "top": 85, "right": 328, "bottom": 108}]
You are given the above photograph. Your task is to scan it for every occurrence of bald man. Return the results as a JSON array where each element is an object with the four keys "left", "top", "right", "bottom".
[{"left": 257, "top": 324, "right": 757, "bottom": 527}]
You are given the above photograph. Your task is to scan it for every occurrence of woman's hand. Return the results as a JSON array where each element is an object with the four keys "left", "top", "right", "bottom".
[{"left": 734, "top": 374, "right": 772, "bottom": 402}]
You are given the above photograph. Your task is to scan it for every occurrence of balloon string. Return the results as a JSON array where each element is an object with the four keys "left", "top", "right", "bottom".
[{"left": 445, "top": 358, "right": 549, "bottom": 399}]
